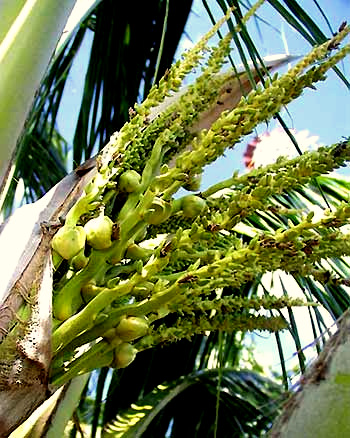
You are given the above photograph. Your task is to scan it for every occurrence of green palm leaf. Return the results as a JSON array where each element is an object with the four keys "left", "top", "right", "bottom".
[
  {"left": 102, "top": 369, "right": 282, "bottom": 438},
  {"left": 71, "top": 0, "right": 192, "bottom": 165}
]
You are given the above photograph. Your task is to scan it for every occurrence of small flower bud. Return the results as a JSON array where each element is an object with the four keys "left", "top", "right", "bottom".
[
  {"left": 183, "top": 174, "right": 201, "bottom": 191},
  {"left": 71, "top": 248, "right": 89, "bottom": 270},
  {"left": 181, "top": 195, "right": 207, "bottom": 218},
  {"left": 126, "top": 243, "right": 151, "bottom": 260}
]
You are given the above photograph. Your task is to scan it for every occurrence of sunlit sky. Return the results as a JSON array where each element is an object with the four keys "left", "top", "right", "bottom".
[{"left": 56, "top": 1, "right": 350, "bottom": 378}]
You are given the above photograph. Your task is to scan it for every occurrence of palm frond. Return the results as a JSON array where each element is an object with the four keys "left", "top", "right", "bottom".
[
  {"left": 71, "top": 0, "right": 193, "bottom": 165},
  {"left": 102, "top": 369, "right": 282, "bottom": 438}
]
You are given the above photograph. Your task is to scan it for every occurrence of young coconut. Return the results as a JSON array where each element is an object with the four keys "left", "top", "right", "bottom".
[
  {"left": 115, "top": 316, "right": 149, "bottom": 341},
  {"left": 84, "top": 215, "right": 114, "bottom": 249},
  {"left": 113, "top": 342, "right": 138, "bottom": 368},
  {"left": 181, "top": 195, "right": 207, "bottom": 218},
  {"left": 71, "top": 248, "right": 89, "bottom": 270},
  {"left": 118, "top": 169, "right": 142, "bottom": 193},
  {"left": 132, "top": 281, "right": 154, "bottom": 299},
  {"left": 52, "top": 225, "right": 86, "bottom": 260},
  {"left": 103, "top": 328, "right": 123, "bottom": 347}
]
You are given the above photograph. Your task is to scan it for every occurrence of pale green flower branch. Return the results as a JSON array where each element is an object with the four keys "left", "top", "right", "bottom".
[
  {"left": 162, "top": 30, "right": 350, "bottom": 184},
  {"left": 203, "top": 140, "right": 350, "bottom": 198},
  {"left": 115, "top": 1, "right": 264, "bottom": 172},
  {"left": 111, "top": 12, "right": 234, "bottom": 173},
  {"left": 120, "top": 33, "right": 234, "bottom": 174},
  {"left": 136, "top": 315, "right": 288, "bottom": 351},
  {"left": 35, "top": 11, "right": 350, "bottom": 386},
  {"left": 209, "top": 142, "right": 350, "bottom": 228},
  {"left": 50, "top": 196, "right": 350, "bottom": 386},
  {"left": 171, "top": 295, "right": 308, "bottom": 317},
  {"left": 150, "top": 138, "right": 350, "bottom": 236}
]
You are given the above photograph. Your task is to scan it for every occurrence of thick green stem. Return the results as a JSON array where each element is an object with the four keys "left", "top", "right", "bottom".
[
  {"left": 51, "top": 341, "right": 114, "bottom": 387},
  {"left": 0, "top": 0, "right": 76, "bottom": 202}
]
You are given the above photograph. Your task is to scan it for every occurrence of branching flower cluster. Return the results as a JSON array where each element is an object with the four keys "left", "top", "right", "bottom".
[{"left": 27, "top": 3, "right": 350, "bottom": 386}]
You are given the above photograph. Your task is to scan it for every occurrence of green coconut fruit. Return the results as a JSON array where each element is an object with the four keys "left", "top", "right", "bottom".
[
  {"left": 71, "top": 248, "right": 89, "bottom": 270},
  {"left": 103, "top": 329, "right": 123, "bottom": 347},
  {"left": 115, "top": 316, "right": 149, "bottom": 341},
  {"left": 52, "top": 225, "right": 86, "bottom": 260},
  {"left": 133, "top": 281, "right": 154, "bottom": 299},
  {"left": 181, "top": 195, "right": 207, "bottom": 218},
  {"left": 84, "top": 215, "right": 114, "bottom": 249},
  {"left": 118, "top": 170, "right": 142, "bottom": 193},
  {"left": 113, "top": 342, "right": 137, "bottom": 368},
  {"left": 81, "top": 280, "right": 100, "bottom": 303}
]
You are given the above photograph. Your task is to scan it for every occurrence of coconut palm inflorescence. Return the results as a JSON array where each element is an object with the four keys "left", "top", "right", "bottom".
[
  {"left": 0, "top": 1, "right": 350, "bottom": 436},
  {"left": 45, "top": 5, "right": 350, "bottom": 390}
]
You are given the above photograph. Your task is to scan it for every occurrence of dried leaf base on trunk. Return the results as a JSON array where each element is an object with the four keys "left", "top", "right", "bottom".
[{"left": 0, "top": 166, "right": 95, "bottom": 436}]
